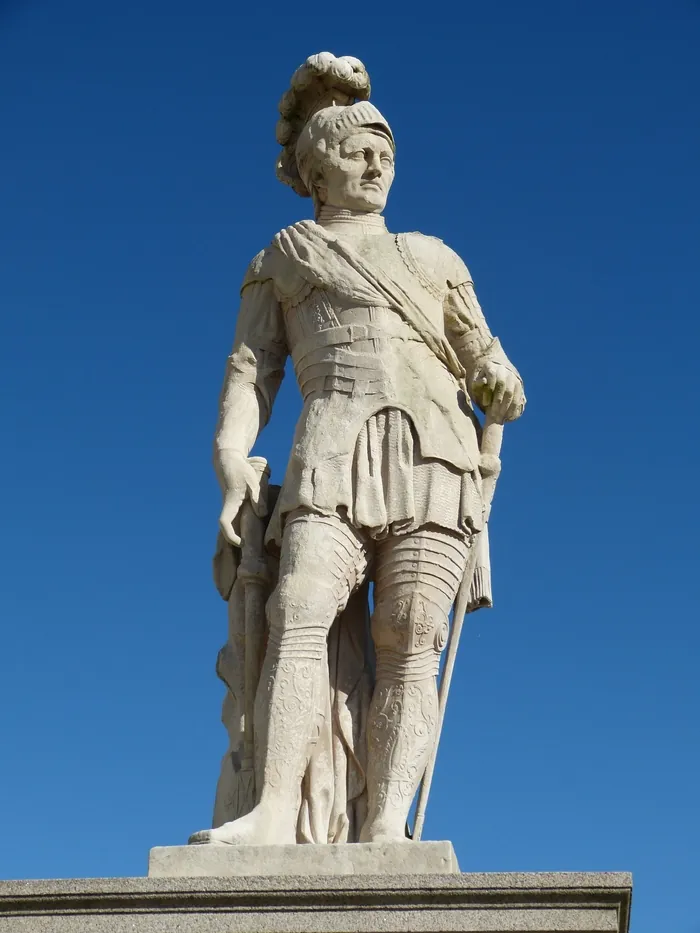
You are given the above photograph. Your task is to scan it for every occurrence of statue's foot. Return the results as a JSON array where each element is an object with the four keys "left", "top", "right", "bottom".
[
  {"left": 188, "top": 805, "right": 295, "bottom": 846},
  {"left": 359, "top": 816, "right": 410, "bottom": 844}
]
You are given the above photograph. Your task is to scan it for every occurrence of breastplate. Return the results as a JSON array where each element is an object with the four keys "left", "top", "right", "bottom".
[{"left": 283, "top": 288, "right": 419, "bottom": 402}]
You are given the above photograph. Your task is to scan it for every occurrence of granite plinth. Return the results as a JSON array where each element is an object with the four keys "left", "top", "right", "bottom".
[
  {"left": 149, "top": 840, "right": 459, "bottom": 877},
  {"left": 0, "top": 871, "right": 632, "bottom": 932}
]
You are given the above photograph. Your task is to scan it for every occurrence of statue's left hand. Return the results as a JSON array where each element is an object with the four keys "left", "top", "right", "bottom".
[{"left": 471, "top": 361, "right": 526, "bottom": 424}]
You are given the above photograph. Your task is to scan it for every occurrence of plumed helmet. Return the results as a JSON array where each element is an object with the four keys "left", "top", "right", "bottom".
[{"left": 275, "top": 52, "right": 395, "bottom": 199}]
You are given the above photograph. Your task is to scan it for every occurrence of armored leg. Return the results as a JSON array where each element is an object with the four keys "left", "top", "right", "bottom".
[
  {"left": 191, "top": 510, "right": 368, "bottom": 845},
  {"left": 360, "top": 526, "right": 470, "bottom": 843}
]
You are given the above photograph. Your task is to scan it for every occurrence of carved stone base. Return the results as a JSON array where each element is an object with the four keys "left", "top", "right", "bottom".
[
  {"left": 149, "top": 840, "right": 459, "bottom": 877},
  {"left": 0, "top": 870, "right": 632, "bottom": 932}
]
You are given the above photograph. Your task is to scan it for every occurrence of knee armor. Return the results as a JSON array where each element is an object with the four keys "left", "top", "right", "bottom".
[
  {"left": 371, "top": 590, "right": 449, "bottom": 681},
  {"left": 371, "top": 527, "right": 470, "bottom": 682},
  {"left": 266, "top": 578, "right": 340, "bottom": 661}
]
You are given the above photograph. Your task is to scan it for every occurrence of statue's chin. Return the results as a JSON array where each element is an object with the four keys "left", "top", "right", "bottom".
[{"left": 327, "top": 187, "right": 387, "bottom": 214}]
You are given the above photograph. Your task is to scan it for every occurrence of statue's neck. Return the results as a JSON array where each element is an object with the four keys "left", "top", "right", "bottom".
[{"left": 316, "top": 205, "right": 387, "bottom": 236}]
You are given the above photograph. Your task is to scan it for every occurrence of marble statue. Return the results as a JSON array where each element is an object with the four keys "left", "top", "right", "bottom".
[{"left": 189, "top": 52, "right": 526, "bottom": 848}]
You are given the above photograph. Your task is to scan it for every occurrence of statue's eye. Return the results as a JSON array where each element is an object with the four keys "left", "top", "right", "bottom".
[
  {"left": 381, "top": 156, "right": 393, "bottom": 167},
  {"left": 350, "top": 150, "right": 365, "bottom": 160}
]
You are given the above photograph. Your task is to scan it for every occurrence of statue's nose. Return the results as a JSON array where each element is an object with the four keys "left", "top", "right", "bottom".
[{"left": 365, "top": 153, "right": 382, "bottom": 178}]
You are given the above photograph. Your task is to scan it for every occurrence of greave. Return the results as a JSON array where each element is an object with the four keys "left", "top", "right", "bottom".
[
  {"left": 254, "top": 588, "right": 333, "bottom": 818},
  {"left": 365, "top": 671, "right": 438, "bottom": 834}
]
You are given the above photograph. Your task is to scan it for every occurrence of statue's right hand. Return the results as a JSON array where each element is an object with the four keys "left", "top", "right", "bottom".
[{"left": 217, "top": 450, "right": 265, "bottom": 547}]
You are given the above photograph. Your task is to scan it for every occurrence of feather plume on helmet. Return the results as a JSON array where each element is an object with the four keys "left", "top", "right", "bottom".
[{"left": 275, "top": 52, "right": 395, "bottom": 213}]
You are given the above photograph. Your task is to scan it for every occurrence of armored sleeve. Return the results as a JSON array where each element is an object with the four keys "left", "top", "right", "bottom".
[
  {"left": 215, "top": 254, "right": 288, "bottom": 453},
  {"left": 442, "top": 252, "right": 522, "bottom": 394}
]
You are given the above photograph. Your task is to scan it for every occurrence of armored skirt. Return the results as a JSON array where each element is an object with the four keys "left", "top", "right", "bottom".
[{"left": 266, "top": 406, "right": 484, "bottom": 548}]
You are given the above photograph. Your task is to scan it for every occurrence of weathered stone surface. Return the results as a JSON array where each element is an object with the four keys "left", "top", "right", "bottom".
[
  {"left": 0, "top": 872, "right": 632, "bottom": 932},
  {"left": 149, "top": 840, "right": 459, "bottom": 877},
  {"left": 196, "top": 49, "right": 527, "bottom": 851}
]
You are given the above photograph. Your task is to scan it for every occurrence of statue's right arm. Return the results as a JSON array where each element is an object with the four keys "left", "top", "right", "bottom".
[{"left": 215, "top": 270, "right": 288, "bottom": 545}]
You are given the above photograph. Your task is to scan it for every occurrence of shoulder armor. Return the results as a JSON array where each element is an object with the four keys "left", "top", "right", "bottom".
[
  {"left": 242, "top": 234, "right": 306, "bottom": 299},
  {"left": 241, "top": 247, "right": 279, "bottom": 291},
  {"left": 404, "top": 233, "right": 472, "bottom": 288},
  {"left": 397, "top": 232, "right": 473, "bottom": 296}
]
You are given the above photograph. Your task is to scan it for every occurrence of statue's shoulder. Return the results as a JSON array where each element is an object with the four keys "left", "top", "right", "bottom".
[
  {"left": 398, "top": 232, "right": 473, "bottom": 290},
  {"left": 242, "top": 245, "right": 283, "bottom": 289},
  {"left": 242, "top": 229, "right": 307, "bottom": 297}
]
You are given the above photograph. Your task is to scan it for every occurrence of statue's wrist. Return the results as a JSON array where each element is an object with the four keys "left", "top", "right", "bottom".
[{"left": 472, "top": 339, "right": 521, "bottom": 382}]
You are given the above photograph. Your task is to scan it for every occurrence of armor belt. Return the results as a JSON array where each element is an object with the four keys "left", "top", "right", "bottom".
[{"left": 292, "top": 318, "right": 422, "bottom": 400}]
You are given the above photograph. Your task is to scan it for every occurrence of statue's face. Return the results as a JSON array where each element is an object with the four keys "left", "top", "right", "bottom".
[{"left": 317, "top": 131, "right": 395, "bottom": 213}]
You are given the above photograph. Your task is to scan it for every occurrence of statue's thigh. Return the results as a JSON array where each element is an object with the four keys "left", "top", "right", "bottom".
[
  {"left": 371, "top": 528, "right": 470, "bottom": 660},
  {"left": 269, "top": 510, "right": 370, "bottom": 633}
]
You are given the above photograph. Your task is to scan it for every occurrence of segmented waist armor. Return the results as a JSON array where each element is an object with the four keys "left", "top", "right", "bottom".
[{"left": 285, "top": 298, "right": 435, "bottom": 402}]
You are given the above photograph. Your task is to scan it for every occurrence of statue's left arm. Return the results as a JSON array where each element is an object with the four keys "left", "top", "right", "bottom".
[{"left": 442, "top": 254, "right": 526, "bottom": 425}]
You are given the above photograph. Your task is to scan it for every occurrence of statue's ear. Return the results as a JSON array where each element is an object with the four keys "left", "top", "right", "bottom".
[{"left": 311, "top": 166, "right": 327, "bottom": 204}]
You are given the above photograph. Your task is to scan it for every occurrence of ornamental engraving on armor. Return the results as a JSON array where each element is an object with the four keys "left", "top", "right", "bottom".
[{"left": 191, "top": 51, "right": 526, "bottom": 847}]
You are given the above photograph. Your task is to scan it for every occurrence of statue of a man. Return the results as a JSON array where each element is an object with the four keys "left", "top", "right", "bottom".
[{"left": 190, "top": 53, "right": 525, "bottom": 847}]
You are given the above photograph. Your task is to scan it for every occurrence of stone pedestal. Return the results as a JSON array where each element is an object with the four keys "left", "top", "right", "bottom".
[
  {"left": 0, "top": 868, "right": 631, "bottom": 932},
  {"left": 149, "top": 840, "right": 459, "bottom": 877}
]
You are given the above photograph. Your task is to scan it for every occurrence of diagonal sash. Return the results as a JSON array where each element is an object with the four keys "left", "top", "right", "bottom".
[{"left": 274, "top": 221, "right": 466, "bottom": 384}]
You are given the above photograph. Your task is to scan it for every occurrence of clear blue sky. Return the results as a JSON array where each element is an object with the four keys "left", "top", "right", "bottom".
[{"left": 1, "top": 1, "right": 698, "bottom": 930}]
